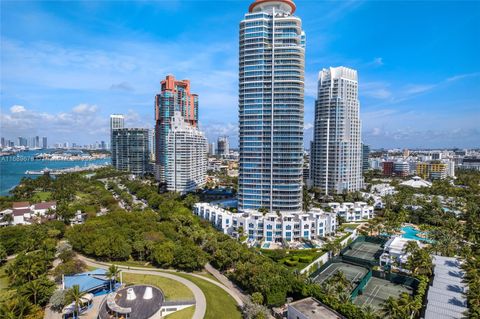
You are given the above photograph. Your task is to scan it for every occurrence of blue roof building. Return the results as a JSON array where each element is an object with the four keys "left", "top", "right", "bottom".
[{"left": 63, "top": 268, "right": 110, "bottom": 293}]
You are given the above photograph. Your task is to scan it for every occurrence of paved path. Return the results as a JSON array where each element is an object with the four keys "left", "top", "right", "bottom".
[
  {"left": 205, "top": 263, "right": 248, "bottom": 305},
  {"left": 77, "top": 255, "right": 206, "bottom": 319},
  {"left": 77, "top": 255, "right": 245, "bottom": 306}
]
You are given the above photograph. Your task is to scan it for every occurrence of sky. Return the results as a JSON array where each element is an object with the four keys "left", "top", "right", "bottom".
[{"left": 1, "top": 0, "right": 479, "bottom": 149}]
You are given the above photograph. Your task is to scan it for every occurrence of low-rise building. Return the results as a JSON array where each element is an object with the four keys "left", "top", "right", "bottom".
[
  {"left": 328, "top": 202, "right": 375, "bottom": 221},
  {"left": 380, "top": 237, "right": 413, "bottom": 267},
  {"left": 32, "top": 201, "right": 57, "bottom": 216},
  {"left": 287, "top": 297, "right": 345, "bottom": 319},
  {"left": 193, "top": 203, "right": 336, "bottom": 243},
  {"left": 400, "top": 176, "right": 432, "bottom": 188}
]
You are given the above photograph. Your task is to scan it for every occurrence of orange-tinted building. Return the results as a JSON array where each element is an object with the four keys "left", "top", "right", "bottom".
[{"left": 155, "top": 75, "right": 199, "bottom": 181}]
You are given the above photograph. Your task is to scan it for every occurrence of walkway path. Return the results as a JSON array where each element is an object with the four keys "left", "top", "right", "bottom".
[
  {"left": 205, "top": 263, "right": 248, "bottom": 305},
  {"left": 77, "top": 255, "right": 245, "bottom": 307},
  {"left": 77, "top": 255, "right": 206, "bottom": 319}
]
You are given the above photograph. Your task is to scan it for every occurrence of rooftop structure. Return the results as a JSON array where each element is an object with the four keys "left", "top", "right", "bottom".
[
  {"left": 400, "top": 176, "right": 432, "bottom": 188},
  {"left": 287, "top": 297, "right": 345, "bottom": 319},
  {"left": 424, "top": 255, "right": 468, "bottom": 319},
  {"left": 63, "top": 268, "right": 110, "bottom": 293}
]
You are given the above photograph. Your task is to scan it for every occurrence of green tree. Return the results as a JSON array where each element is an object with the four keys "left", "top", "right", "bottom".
[
  {"left": 66, "top": 285, "right": 86, "bottom": 318},
  {"left": 20, "top": 276, "right": 55, "bottom": 306},
  {"left": 106, "top": 264, "right": 121, "bottom": 292},
  {"left": 251, "top": 292, "right": 264, "bottom": 305}
]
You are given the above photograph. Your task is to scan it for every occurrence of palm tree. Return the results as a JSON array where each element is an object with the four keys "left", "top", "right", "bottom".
[
  {"left": 362, "top": 304, "right": 378, "bottom": 319},
  {"left": 381, "top": 297, "right": 400, "bottom": 318},
  {"left": 404, "top": 240, "right": 419, "bottom": 255},
  {"left": 321, "top": 282, "right": 336, "bottom": 296},
  {"left": 0, "top": 296, "right": 30, "bottom": 319},
  {"left": 338, "top": 292, "right": 351, "bottom": 304},
  {"left": 106, "top": 264, "right": 121, "bottom": 291},
  {"left": 21, "top": 279, "right": 43, "bottom": 305},
  {"left": 66, "top": 284, "right": 86, "bottom": 319}
]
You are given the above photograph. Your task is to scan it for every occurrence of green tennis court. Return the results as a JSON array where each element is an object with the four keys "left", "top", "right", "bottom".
[
  {"left": 343, "top": 241, "right": 383, "bottom": 261},
  {"left": 353, "top": 277, "right": 413, "bottom": 309},
  {"left": 313, "top": 262, "right": 368, "bottom": 287}
]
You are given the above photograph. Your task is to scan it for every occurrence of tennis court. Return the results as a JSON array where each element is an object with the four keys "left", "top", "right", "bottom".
[
  {"left": 313, "top": 262, "right": 368, "bottom": 287},
  {"left": 353, "top": 277, "right": 413, "bottom": 309},
  {"left": 343, "top": 241, "right": 383, "bottom": 261}
]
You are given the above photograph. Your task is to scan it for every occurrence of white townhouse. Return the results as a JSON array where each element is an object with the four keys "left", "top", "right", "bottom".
[
  {"left": 193, "top": 203, "right": 336, "bottom": 243},
  {"left": 328, "top": 202, "right": 374, "bottom": 222},
  {"left": 31, "top": 201, "right": 57, "bottom": 216}
]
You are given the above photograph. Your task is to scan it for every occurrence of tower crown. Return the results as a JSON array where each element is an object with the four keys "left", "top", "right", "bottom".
[{"left": 249, "top": 0, "right": 296, "bottom": 14}]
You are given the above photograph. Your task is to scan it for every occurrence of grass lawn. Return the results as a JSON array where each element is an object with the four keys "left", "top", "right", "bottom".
[
  {"left": 32, "top": 191, "right": 52, "bottom": 201},
  {"left": 261, "top": 249, "right": 324, "bottom": 270},
  {"left": 122, "top": 273, "right": 193, "bottom": 301},
  {"left": 165, "top": 306, "right": 195, "bottom": 319},
  {"left": 175, "top": 273, "right": 242, "bottom": 319},
  {"left": 338, "top": 223, "right": 360, "bottom": 231},
  {"left": 0, "top": 262, "right": 10, "bottom": 290}
]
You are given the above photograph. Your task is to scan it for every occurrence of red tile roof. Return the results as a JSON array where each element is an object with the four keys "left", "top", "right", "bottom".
[
  {"left": 13, "top": 209, "right": 32, "bottom": 216},
  {"left": 12, "top": 202, "right": 30, "bottom": 209},
  {"left": 33, "top": 201, "right": 57, "bottom": 210}
]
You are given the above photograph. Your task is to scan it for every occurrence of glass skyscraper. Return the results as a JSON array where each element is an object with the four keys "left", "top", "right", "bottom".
[
  {"left": 238, "top": 0, "right": 305, "bottom": 212},
  {"left": 310, "top": 67, "right": 363, "bottom": 194}
]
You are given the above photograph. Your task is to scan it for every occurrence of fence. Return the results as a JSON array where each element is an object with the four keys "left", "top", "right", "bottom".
[
  {"left": 372, "top": 270, "right": 420, "bottom": 290},
  {"left": 350, "top": 269, "right": 372, "bottom": 300},
  {"left": 300, "top": 251, "right": 329, "bottom": 275}
]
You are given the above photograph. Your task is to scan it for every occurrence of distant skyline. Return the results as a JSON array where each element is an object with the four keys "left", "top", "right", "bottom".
[{"left": 1, "top": 0, "right": 479, "bottom": 148}]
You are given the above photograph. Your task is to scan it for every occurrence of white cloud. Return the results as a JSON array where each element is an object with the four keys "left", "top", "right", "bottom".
[
  {"left": 73, "top": 103, "right": 98, "bottom": 114},
  {"left": 403, "top": 84, "right": 436, "bottom": 95},
  {"left": 0, "top": 104, "right": 108, "bottom": 143},
  {"left": 10, "top": 105, "right": 26, "bottom": 113}
]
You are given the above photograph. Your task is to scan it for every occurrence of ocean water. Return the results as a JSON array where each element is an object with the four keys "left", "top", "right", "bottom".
[{"left": 0, "top": 150, "right": 111, "bottom": 196}]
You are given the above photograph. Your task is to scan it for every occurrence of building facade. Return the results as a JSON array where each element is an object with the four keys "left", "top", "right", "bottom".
[
  {"left": 194, "top": 202, "right": 336, "bottom": 243},
  {"left": 310, "top": 67, "right": 363, "bottom": 195},
  {"left": 362, "top": 143, "right": 370, "bottom": 172},
  {"left": 328, "top": 202, "right": 374, "bottom": 222},
  {"left": 110, "top": 114, "right": 125, "bottom": 152},
  {"left": 165, "top": 112, "right": 207, "bottom": 194},
  {"left": 155, "top": 75, "right": 198, "bottom": 183},
  {"left": 217, "top": 136, "right": 230, "bottom": 157},
  {"left": 238, "top": 0, "right": 305, "bottom": 212},
  {"left": 111, "top": 128, "right": 150, "bottom": 176}
]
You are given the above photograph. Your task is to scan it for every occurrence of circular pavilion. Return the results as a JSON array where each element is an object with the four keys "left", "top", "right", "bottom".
[{"left": 98, "top": 285, "right": 164, "bottom": 319}]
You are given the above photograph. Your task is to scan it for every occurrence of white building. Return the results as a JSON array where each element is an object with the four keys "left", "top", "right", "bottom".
[
  {"left": 328, "top": 202, "right": 374, "bottom": 221},
  {"left": 380, "top": 237, "right": 415, "bottom": 267},
  {"left": 400, "top": 176, "right": 432, "bottom": 188},
  {"left": 371, "top": 184, "right": 396, "bottom": 196},
  {"left": 32, "top": 201, "right": 57, "bottom": 216},
  {"left": 310, "top": 67, "right": 363, "bottom": 195},
  {"left": 193, "top": 203, "right": 336, "bottom": 243},
  {"left": 166, "top": 111, "right": 207, "bottom": 194}
]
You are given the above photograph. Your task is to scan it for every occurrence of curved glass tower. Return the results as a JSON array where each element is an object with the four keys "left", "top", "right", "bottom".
[{"left": 238, "top": 0, "right": 305, "bottom": 212}]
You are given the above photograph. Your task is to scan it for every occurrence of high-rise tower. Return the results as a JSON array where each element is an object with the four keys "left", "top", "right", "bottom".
[
  {"left": 238, "top": 0, "right": 305, "bottom": 212},
  {"left": 155, "top": 75, "right": 206, "bottom": 193},
  {"left": 155, "top": 75, "right": 198, "bottom": 182},
  {"left": 310, "top": 67, "right": 363, "bottom": 194}
]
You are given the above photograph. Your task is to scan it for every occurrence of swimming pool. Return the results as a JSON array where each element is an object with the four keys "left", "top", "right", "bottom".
[
  {"left": 401, "top": 226, "right": 429, "bottom": 242},
  {"left": 262, "top": 243, "right": 270, "bottom": 249}
]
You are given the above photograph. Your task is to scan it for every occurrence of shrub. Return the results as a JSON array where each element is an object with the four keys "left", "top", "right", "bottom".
[
  {"left": 299, "top": 256, "right": 313, "bottom": 263},
  {"left": 284, "top": 259, "right": 298, "bottom": 267}
]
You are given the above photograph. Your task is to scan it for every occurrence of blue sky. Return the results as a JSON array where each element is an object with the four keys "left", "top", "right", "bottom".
[{"left": 1, "top": 0, "right": 479, "bottom": 149}]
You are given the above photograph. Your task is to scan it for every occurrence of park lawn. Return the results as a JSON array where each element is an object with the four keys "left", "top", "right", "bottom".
[
  {"left": 262, "top": 249, "right": 324, "bottom": 270},
  {"left": 0, "top": 262, "right": 10, "bottom": 290},
  {"left": 165, "top": 306, "right": 195, "bottom": 319},
  {"left": 176, "top": 273, "right": 242, "bottom": 319},
  {"left": 32, "top": 191, "right": 52, "bottom": 201},
  {"left": 122, "top": 273, "right": 194, "bottom": 301},
  {"left": 193, "top": 271, "right": 219, "bottom": 283}
]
